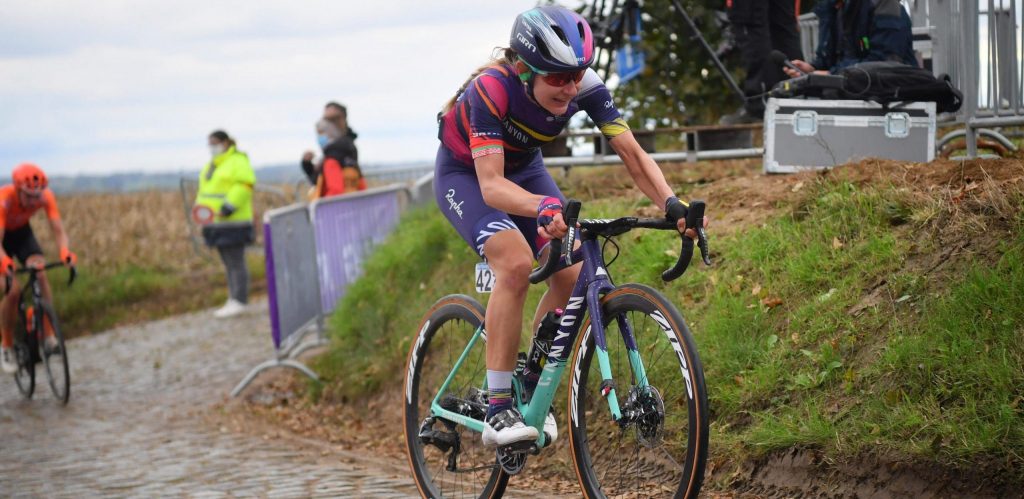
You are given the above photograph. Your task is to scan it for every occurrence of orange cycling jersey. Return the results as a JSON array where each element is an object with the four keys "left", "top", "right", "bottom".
[{"left": 0, "top": 184, "right": 60, "bottom": 231}]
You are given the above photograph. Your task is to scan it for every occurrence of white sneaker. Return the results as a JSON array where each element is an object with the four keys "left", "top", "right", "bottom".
[
  {"left": 1, "top": 346, "right": 17, "bottom": 374},
  {"left": 482, "top": 408, "right": 539, "bottom": 448},
  {"left": 214, "top": 299, "right": 246, "bottom": 319},
  {"left": 544, "top": 409, "right": 558, "bottom": 444},
  {"left": 43, "top": 335, "right": 60, "bottom": 355}
]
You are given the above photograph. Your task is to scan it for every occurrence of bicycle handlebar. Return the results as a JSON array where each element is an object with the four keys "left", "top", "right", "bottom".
[
  {"left": 662, "top": 200, "right": 711, "bottom": 282},
  {"left": 528, "top": 199, "right": 711, "bottom": 284},
  {"left": 529, "top": 200, "right": 581, "bottom": 284},
  {"left": 5, "top": 262, "right": 77, "bottom": 291}
]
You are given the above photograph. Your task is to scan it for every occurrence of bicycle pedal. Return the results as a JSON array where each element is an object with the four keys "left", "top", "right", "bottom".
[{"left": 498, "top": 440, "right": 536, "bottom": 454}]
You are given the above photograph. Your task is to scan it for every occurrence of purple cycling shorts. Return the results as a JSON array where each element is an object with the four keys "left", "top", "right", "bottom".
[{"left": 434, "top": 145, "right": 564, "bottom": 258}]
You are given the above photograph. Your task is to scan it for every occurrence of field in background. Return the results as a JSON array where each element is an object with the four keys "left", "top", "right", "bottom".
[{"left": 29, "top": 188, "right": 295, "bottom": 336}]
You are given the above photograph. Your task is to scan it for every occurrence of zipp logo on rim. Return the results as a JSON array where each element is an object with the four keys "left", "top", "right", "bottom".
[
  {"left": 570, "top": 326, "right": 591, "bottom": 427},
  {"left": 650, "top": 310, "right": 694, "bottom": 400},
  {"left": 406, "top": 319, "right": 431, "bottom": 404}
]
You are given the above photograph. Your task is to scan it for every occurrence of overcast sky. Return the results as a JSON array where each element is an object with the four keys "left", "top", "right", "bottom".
[{"left": 0, "top": 1, "right": 575, "bottom": 176}]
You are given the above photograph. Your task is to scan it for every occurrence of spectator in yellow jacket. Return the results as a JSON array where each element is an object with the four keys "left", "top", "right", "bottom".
[{"left": 193, "top": 130, "right": 256, "bottom": 318}]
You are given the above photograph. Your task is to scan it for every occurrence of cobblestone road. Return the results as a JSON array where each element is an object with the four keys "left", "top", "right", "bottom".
[{"left": 0, "top": 302, "right": 423, "bottom": 498}]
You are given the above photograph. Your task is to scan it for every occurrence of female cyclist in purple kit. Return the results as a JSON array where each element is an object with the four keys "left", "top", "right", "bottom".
[{"left": 434, "top": 5, "right": 705, "bottom": 448}]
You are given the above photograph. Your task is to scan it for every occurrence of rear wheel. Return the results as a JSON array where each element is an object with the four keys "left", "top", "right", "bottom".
[
  {"left": 39, "top": 302, "right": 70, "bottom": 405},
  {"left": 568, "top": 284, "right": 708, "bottom": 498},
  {"left": 404, "top": 294, "right": 508, "bottom": 498}
]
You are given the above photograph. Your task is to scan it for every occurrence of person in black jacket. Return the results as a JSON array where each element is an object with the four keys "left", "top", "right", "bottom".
[
  {"left": 719, "top": 0, "right": 804, "bottom": 125},
  {"left": 300, "top": 102, "right": 364, "bottom": 195},
  {"left": 782, "top": 0, "right": 916, "bottom": 78}
]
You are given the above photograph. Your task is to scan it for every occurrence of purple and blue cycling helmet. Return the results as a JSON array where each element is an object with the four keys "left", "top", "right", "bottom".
[{"left": 510, "top": 6, "right": 595, "bottom": 74}]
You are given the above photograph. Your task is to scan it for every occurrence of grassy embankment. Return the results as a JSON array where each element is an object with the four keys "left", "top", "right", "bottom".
[
  {"left": 33, "top": 190, "right": 280, "bottom": 336},
  {"left": 312, "top": 158, "right": 1023, "bottom": 479}
]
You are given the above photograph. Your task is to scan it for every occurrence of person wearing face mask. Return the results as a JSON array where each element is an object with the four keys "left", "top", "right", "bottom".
[
  {"left": 434, "top": 5, "right": 708, "bottom": 448},
  {"left": 194, "top": 130, "right": 256, "bottom": 319},
  {"left": 300, "top": 102, "right": 365, "bottom": 198}
]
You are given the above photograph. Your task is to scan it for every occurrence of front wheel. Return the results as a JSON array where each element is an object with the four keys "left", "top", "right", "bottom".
[
  {"left": 38, "top": 302, "right": 70, "bottom": 405},
  {"left": 404, "top": 294, "right": 508, "bottom": 498},
  {"left": 568, "top": 283, "right": 709, "bottom": 498},
  {"left": 13, "top": 332, "right": 35, "bottom": 399}
]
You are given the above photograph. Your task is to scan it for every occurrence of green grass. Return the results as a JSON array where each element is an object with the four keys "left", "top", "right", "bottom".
[
  {"left": 48, "top": 250, "right": 266, "bottom": 336},
  {"left": 314, "top": 175, "right": 1024, "bottom": 474}
]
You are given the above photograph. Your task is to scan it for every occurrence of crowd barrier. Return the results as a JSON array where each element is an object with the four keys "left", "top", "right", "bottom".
[{"left": 231, "top": 182, "right": 429, "bottom": 396}]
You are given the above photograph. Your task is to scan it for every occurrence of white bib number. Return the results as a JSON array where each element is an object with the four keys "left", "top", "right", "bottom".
[{"left": 475, "top": 262, "right": 495, "bottom": 294}]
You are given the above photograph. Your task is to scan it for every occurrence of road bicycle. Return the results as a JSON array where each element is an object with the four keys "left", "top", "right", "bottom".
[
  {"left": 404, "top": 199, "right": 711, "bottom": 498},
  {"left": 12, "top": 262, "right": 75, "bottom": 405}
]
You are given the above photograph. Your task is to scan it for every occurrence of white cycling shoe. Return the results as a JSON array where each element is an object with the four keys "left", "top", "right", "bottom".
[
  {"left": 543, "top": 410, "right": 558, "bottom": 444},
  {"left": 0, "top": 346, "right": 17, "bottom": 374},
  {"left": 482, "top": 408, "right": 539, "bottom": 448}
]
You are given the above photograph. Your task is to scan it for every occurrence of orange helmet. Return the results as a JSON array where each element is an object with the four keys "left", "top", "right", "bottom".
[{"left": 12, "top": 163, "right": 48, "bottom": 192}]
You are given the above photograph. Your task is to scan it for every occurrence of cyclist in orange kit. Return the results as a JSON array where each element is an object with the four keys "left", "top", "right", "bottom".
[{"left": 0, "top": 163, "right": 77, "bottom": 374}]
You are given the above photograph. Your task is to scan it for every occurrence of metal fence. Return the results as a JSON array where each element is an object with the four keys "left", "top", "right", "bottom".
[
  {"left": 801, "top": 1, "right": 1024, "bottom": 157},
  {"left": 232, "top": 183, "right": 413, "bottom": 396},
  {"left": 362, "top": 163, "right": 434, "bottom": 184}
]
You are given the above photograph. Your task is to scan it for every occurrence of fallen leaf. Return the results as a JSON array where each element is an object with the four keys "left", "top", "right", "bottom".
[
  {"left": 832, "top": 237, "right": 844, "bottom": 249},
  {"left": 761, "top": 297, "right": 784, "bottom": 308},
  {"left": 751, "top": 284, "right": 762, "bottom": 296},
  {"left": 792, "top": 181, "right": 804, "bottom": 193},
  {"left": 818, "top": 288, "right": 838, "bottom": 302}
]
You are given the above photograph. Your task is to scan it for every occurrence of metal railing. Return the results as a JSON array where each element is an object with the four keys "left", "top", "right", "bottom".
[{"left": 801, "top": 1, "right": 1023, "bottom": 157}]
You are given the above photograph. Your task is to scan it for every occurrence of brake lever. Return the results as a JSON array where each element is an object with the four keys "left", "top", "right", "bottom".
[
  {"left": 562, "top": 200, "right": 581, "bottom": 265},
  {"left": 697, "top": 226, "right": 711, "bottom": 266}
]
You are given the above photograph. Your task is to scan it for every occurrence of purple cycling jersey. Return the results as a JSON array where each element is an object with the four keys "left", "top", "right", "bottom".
[{"left": 439, "top": 64, "right": 630, "bottom": 168}]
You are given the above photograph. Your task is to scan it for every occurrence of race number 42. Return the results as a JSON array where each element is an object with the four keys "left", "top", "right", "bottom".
[{"left": 475, "top": 262, "right": 495, "bottom": 294}]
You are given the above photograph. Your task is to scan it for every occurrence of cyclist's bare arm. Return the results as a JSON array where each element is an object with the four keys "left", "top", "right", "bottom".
[
  {"left": 47, "top": 217, "right": 70, "bottom": 252},
  {"left": 608, "top": 130, "right": 675, "bottom": 209},
  {"left": 609, "top": 131, "right": 708, "bottom": 238},
  {"left": 476, "top": 153, "right": 569, "bottom": 239},
  {"left": 476, "top": 153, "right": 548, "bottom": 216}
]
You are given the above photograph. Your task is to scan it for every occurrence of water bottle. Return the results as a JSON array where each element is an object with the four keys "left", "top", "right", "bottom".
[{"left": 522, "top": 308, "right": 563, "bottom": 400}]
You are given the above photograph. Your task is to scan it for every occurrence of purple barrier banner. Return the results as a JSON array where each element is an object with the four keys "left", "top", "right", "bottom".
[
  {"left": 311, "top": 186, "right": 406, "bottom": 315},
  {"left": 263, "top": 203, "right": 321, "bottom": 350}
]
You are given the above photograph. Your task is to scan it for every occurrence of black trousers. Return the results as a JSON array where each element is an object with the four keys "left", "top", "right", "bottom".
[{"left": 729, "top": 0, "right": 804, "bottom": 116}]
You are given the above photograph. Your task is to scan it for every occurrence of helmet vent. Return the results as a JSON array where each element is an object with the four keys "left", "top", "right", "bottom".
[
  {"left": 551, "top": 25, "right": 569, "bottom": 45},
  {"left": 535, "top": 37, "right": 552, "bottom": 60}
]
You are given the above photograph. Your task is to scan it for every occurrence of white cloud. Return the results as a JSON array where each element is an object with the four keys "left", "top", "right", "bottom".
[{"left": 0, "top": 1, "right": 564, "bottom": 175}]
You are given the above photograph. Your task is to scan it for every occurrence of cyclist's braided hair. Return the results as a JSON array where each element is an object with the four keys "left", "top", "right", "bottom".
[{"left": 441, "top": 47, "right": 517, "bottom": 115}]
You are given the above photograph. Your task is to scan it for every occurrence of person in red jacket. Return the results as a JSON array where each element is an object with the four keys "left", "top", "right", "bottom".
[
  {"left": 301, "top": 102, "right": 366, "bottom": 198},
  {"left": 0, "top": 163, "right": 77, "bottom": 374}
]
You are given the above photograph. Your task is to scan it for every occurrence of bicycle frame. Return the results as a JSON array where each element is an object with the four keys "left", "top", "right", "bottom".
[{"left": 428, "top": 231, "right": 644, "bottom": 446}]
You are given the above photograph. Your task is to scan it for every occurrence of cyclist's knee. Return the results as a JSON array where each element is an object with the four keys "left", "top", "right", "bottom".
[
  {"left": 484, "top": 236, "right": 533, "bottom": 291},
  {"left": 26, "top": 254, "right": 44, "bottom": 270}
]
